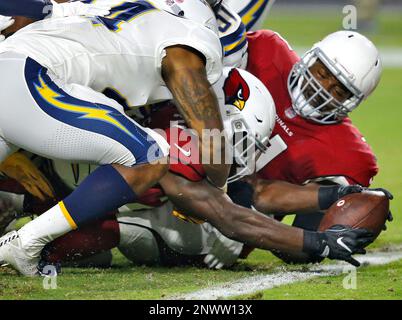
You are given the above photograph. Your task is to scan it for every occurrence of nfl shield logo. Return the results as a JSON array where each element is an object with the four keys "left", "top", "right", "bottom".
[{"left": 285, "top": 107, "right": 297, "bottom": 119}]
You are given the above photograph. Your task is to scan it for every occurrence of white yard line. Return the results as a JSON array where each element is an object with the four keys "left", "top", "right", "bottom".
[
  {"left": 175, "top": 250, "right": 402, "bottom": 300},
  {"left": 294, "top": 47, "right": 402, "bottom": 68}
]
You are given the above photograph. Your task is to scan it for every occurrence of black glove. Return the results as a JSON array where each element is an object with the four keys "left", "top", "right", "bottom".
[
  {"left": 369, "top": 188, "right": 394, "bottom": 227},
  {"left": 318, "top": 185, "right": 362, "bottom": 210},
  {"left": 318, "top": 185, "right": 394, "bottom": 223},
  {"left": 339, "top": 186, "right": 394, "bottom": 225},
  {"left": 318, "top": 184, "right": 394, "bottom": 230},
  {"left": 303, "top": 225, "right": 375, "bottom": 267}
]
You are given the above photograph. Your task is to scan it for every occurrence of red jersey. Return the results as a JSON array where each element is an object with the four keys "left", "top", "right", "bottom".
[
  {"left": 137, "top": 104, "right": 206, "bottom": 207},
  {"left": 246, "top": 30, "right": 378, "bottom": 186}
]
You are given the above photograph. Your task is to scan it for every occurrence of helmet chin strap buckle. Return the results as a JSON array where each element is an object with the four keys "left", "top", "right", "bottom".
[
  {"left": 256, "top": 138, "right": 268, "bottom": 153},
  {"left": 170, "top": 4, "right": 184, "bottom": 16}
]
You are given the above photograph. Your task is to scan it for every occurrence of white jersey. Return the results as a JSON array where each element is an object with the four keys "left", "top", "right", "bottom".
[
  {"left": 0, "top": 1, "right": 222, "bottom": 108},
  {"left": 80, "top": 0, "right": 246, "bottom": 68},
  {"left": 118, "top": 202, "right": 216, "bottom": 255}
]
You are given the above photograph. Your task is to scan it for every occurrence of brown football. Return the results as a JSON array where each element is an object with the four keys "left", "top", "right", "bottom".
[{"left": 318, "top": 191, "right": 390, "bottom": 238}]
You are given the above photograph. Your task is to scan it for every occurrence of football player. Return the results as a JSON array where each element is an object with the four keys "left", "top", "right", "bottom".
[
  {"left": 198, "top": 3, "right": 392, "bottom": 264},
  {"left": 95, "top": 23, "right": 393, "bottom": 268},
  {"left": 0, "top": 68, "right": 376, "bottom": 272},
  {"left": 0, "top": 3, "right": 390, "bottom": 272},
  {"left": 0, "top": 0, "right": 248, "bottom": 68},
  {"left": 0, "top": 0, "right": 231, "bottom": 275},
  {"left": 238, "top": 29, "right": 393, "bottom": 263},
  {"left": 43, "top": 30, "right": 394, "bottom": 269}
]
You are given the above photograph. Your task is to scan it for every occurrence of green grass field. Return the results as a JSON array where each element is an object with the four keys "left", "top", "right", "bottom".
[
  {"left": 1, "top": 8, "right": 402, "bottom": 300},
  {"left": 266, "top": 8, "right": 402, "bottom": 47}
]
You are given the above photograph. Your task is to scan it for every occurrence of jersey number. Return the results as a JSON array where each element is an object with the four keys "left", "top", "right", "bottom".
[{"left": 92, "top": 1, "right": 157, "bottom": 32}]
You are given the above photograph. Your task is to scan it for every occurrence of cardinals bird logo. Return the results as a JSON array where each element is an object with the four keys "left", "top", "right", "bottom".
[{"left": 223, "top": 69, "right": 251, "bottom": 111}]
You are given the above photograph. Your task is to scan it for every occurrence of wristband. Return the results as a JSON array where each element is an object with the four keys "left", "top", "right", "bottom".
[
  {"left": 302, "top": 230, "right": 326, "bottom": 256},
  {"left": 227, "top": 180, "right": 254, "bottom": 209},
  {"left": 318, "top": 185, "right": 341, "bottom": 210}
]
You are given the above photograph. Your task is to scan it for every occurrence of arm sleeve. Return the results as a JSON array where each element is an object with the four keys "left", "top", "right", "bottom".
[{"left": 0, "top": 0, "right": 52, "bottom": 20}]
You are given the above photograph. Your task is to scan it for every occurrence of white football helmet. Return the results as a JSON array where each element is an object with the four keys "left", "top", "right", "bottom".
[
  {"left": 150, "top": 0, "right": 219, "bottom": 35},
  {"left": 288, "top": 31, "right": 382, "bottom": 124},
  {"left": 215, "top": 68, "right": 276, "bottom": 183}
]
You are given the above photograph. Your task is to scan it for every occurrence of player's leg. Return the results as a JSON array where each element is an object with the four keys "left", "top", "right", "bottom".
[
  {"left": 41, "top": 203, "right": 219, "bottom": 269},
  {"left": 0, "top": 53, "right": 169, "bottom": 275},
  {"left": 39, "top": 212, "right": 162, "bottom": 267},
  {"left": 41, "top": 216, "right": 120, "bottom": 265},
  {"left": 117, "top": 203, "right": 217, "bottom": 267},
  {"left": 118, "top": 221, "right": 207, "bottom": 267},
  {"left": 118, "top": 223, "right": 162, "bottom": 266},
  {"left": 41, "top": 213, "right": 193, "bottom": 268}
]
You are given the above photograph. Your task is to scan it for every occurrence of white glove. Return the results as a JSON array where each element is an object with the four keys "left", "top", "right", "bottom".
[
  {"left": 204, "top": 228, "right": 244, "bottom": 269},
  {"left": 50, "top": 0, "right": 111, "bottom": 19},
  {"left": 0, "top": 15, "right": 15, "bottom": 42}
]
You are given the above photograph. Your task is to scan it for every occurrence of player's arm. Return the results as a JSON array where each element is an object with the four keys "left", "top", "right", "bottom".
[
  {"left": 0, "top": 0, "right": 53, "bottom": 19},
  {"left": 161, "top": 46, "right": 230, "bottom": 188},
  {"left": 251, "top": 178, "right": 392, "bottom": 216},
  {"left": 160, "top": 172, "right": 303, "bottom": 253},
  {"left": 252, "top": 180, "right": 321, "bottom": 214},
  {"left": 0, "top": 0, "right": 109, "bottom": 21},
  {"left": 159, "top": 173, "right": 375, "bottom": 266}
]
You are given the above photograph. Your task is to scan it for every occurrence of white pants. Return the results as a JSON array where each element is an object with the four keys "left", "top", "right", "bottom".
[
  {"left": 117, "top": 202, "right": 242, "bottom": 265},
  {"left": 0, "top": 52, "right": 169, "bottom": 166}
]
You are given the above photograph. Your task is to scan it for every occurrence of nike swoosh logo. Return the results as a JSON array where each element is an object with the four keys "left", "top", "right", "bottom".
[
  {"left": 174, "top": 144, "right": 191, "bottom": 157},
  {"left": 337, "top": 237, "right": 352, "bottom": 253}
]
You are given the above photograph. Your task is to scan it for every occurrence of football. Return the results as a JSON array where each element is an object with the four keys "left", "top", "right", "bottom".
[{"left": 318, "top": 191, "right": 390, "bottom": 238}]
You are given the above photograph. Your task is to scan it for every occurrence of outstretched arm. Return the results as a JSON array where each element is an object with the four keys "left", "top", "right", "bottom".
[
  {"left": 0, "top": 0, "right": 52, "bottom": 19},
  {"left": 250, "top": 178, "right": 389, "bottom": 217},
  {"left": 159, "top": 173, "right": 376, "bottom": 266},
  {"left": 252, "top": 179, "right": 320, "bottom": 215},
  {"left": 160, "top": 172, "right": 304, "bottom": 254},
  {"left": 162, "top": 46, "right": 230, "bottom": 188}
]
